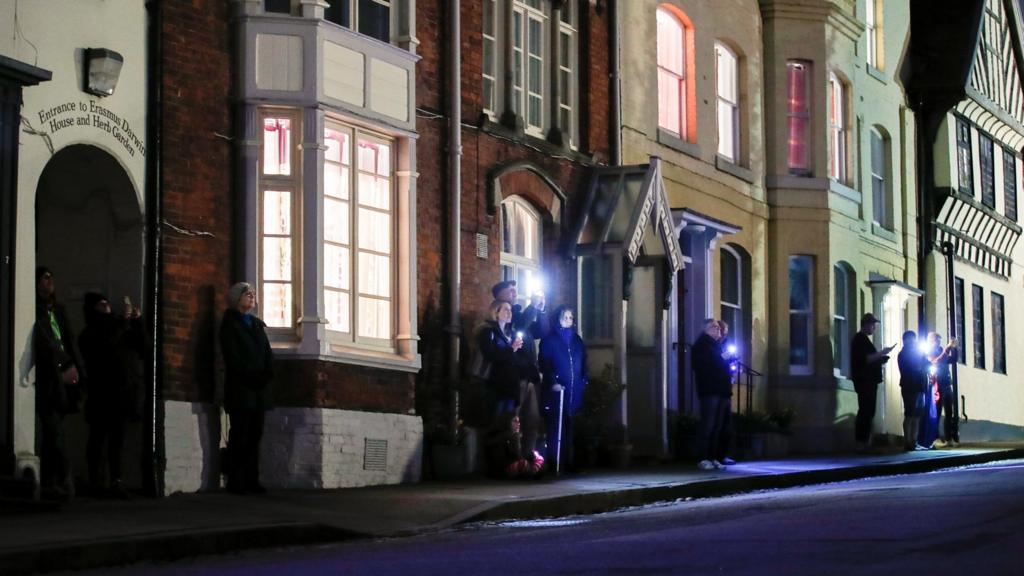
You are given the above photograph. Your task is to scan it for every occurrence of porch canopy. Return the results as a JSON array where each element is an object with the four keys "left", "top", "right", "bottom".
[{"left": 569, "top": 157, "right": 683, "bottom": 281}]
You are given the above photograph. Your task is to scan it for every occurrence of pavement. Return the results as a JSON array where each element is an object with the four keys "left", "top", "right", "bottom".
[{"left": 2, "top": 444, "right": 1023, "bottom": 575}]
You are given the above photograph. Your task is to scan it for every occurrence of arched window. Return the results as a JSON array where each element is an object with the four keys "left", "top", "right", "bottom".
[
  {"left": 715, "top": 42, "right": 740, "bottom": 162},
  {"left": 720, "top": 244, "right": 749, "bottom": 360},
  {"left": 833, "top": 262, "right": 856, "bottom": 377},
  {"left": 500, "top": 196, "right": 543, "bottom": 304},
  {"left": 656, "top": 6, "right": 693, "bottom": 140}
]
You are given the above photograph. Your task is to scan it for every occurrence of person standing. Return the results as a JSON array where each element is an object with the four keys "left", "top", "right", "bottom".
[
  {"left": 692, "top": 319, "right": 732, "bottom": 470},
  {"left": 715, "top": 320, "right": 739, "bottom": 466},
  {"left": 897, "top": 331, "right": 929, "bottom": 451},
  {"left": 850, "top": 313, "right": 895, "bottom": 453},
  {"left": 492, "top": 281, "right": 548, "bottom": 465},
  {"left": 219, "top": 282, "right": 274, "bottom": 494},
  {"left": 479, "top": 299, "right": 533, "bottom": 477},
  {"left": 33, "top": 267, "right": 83, "bottom": 500},
  {"left": 539, "top": 305, "right": 588, "bottom": 474},
  {"left": 926, "top": 332, "right": 959, "bottom": 446},
  {"left": 78, "top": 293, "right": 145, "bottom": 498}
]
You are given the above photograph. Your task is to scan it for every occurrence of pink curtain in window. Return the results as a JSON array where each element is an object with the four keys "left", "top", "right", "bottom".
[{"left": 787, "top": 64, "right": 808, "bottom": 170}]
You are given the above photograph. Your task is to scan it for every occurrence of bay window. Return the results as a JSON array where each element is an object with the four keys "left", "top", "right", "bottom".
[
  {"left": 325, "top": 0, "right": 392, "bottom": 44},
  {"left": 715, "top": 42, "right": 739, "bottom": 162},
  {"left": 259, "top": 113, "right": 299, "bottom": 329},
  {"left": 787, "top": 61, "right": 811, "bottom": 173},
  {"left": 324, "top": 122, "right": 394, "bottom": 346},
  {"left": 789, "top": 255, "right": 813, "bottom": 374},
  {"left": 828, "top": 72, "right": 847, "bottom": 182}
]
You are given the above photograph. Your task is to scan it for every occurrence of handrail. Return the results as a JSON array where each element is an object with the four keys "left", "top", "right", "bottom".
[{"left": 732, "top": 361, "right": 762, "bottom": 416}]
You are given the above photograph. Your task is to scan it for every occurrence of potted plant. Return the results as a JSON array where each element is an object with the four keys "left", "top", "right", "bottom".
[{"left": 734, "top": 408, "right": 794, "bottom": 459}]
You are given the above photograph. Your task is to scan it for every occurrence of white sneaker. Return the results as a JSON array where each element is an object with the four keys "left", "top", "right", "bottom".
[
  {"left": 713, "top": 460, "right": 726, "bottom": 469},
  {"left": 697, "top": 460, "right": 716, "bottom": 471}
]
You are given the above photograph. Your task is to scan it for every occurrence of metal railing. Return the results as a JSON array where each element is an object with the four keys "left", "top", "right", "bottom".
[{"left": 732, "top": 361, "right": 762, "bottom": 417}]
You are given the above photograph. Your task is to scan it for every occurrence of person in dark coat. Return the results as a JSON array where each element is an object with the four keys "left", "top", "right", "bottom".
[
  {"left": 492, "top": 281, "right": 548, "bottom": 465},
  {"left": 897, "top": 330, "right": 929, "bottom": 451},
  {"left": 34, "top": 267, "right": 83, "bottom": 500},
  {"left": 850, "top": 313, "right": 895, "bottom": 452},
  {"left": 715, "top": 320, "right": 740, "bottom": 466},
  {"left": 538, "top": 305, "right": 588, "bottom": 474},
  {"left": 692, "top": 319, "right": 732, "bottom": 471},
  {"left": 926, "top": 332, "right": 959, "bottom": 445},
  {"left": 78, "top": 292, "right": 145, "bottom": 497},
  {"left": 219, "top": 282, "right": 274, "bottom": 494},
  {"left": 478, "top": 299, "right": 535, "bottom": 477}
]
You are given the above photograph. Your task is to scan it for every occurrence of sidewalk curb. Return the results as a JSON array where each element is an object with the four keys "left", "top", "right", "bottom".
[
  {"left": 0, "top": 522, "right": 364, "bottom": 576},
  {"left": 461, "top": 448, "right": 1024, "bottom": 524}
]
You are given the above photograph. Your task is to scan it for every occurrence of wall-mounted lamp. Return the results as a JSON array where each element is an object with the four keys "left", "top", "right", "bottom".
[{"left": 84, "top": 48, "right": 124, "bottom": 97}]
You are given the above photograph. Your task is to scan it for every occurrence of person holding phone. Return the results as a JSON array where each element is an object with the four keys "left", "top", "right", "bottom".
[
  {"left": 850, "top": 313, "right": 896, "bottom": 453},
  {"left": 926, "top": 332, "right": 960, "bottom": 446}
]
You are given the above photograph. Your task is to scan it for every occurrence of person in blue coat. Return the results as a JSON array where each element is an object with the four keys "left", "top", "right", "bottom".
[{"left": 539, "top": 305, "right": 588, "bottom": 473}]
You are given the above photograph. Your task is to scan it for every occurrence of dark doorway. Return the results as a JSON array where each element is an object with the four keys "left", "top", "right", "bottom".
[{"left": 35, "top": 144, "right": 144, "bottom": 490}]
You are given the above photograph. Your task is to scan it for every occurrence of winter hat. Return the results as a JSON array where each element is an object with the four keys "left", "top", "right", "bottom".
[
  {"left": 227, "top": 282, "right": 254, "bottom": 309},
  {"left": 83, "top": 292, "right": 109, "bottom": 324}
]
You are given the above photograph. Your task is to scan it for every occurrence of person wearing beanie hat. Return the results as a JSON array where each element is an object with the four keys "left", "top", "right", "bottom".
[
  {"left": 219, "top": 281, "right": 274, "bottom": 494},
  {"left": 33, "top": 267, "right": 83, "bottom": 500},
  {"left": 78, "top": 292, "right": 145, "bottom": 498}
]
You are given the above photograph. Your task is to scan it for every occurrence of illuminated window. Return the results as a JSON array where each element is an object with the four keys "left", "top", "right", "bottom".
[
  {"left": 500, "top": 196, "right": 542, "bottom": 307},
  {"left": 259, "top": 113, "right": 299, "bottom": 329},
  {"left": 787, "top": 61, "right": 811, "bottom": 173},
  {"left": 715, "top": 42, "right": 739, "bottom": 162},
  {"left": 657, "top": 6, "right": 692, "bottom": 139},
  {"left": 866, "top": 0, "right": 882, "bottom": 69},
  {"left": 324, "top": 122, "right": 394, "bottom": 345}
]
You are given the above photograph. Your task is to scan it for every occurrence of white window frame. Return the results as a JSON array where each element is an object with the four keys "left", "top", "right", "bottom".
[
  {"left": 715, "top": 42, "right": 739, "bottom": 162},
  {"left": 513, "top": 0, "right": 548, "bottom": 136},
  {"left": 483, "top": 0, "right": 499, "bottom": 115},
  {"left": 500, "top": 196, "right": 543, "bottom": 308},
  {"left": 832, "top": 263, "right": 853, "bottom": 378},
  {"left": 558, "top": 2, "right": 578, "bottom": 148},
  {"left": 828, "top": 72, "right": 847, "bottom": 183},
  {"left": 720, "top": 245, "right": 743, "bottom": 349},
  {"left": 258, "top": 109, "right": 301, "bottom": 331},
  {"left": 325, "top": 0, "right": 394, "bottom": 43},
  {"left": 656, "top": 6, "right": 688, "bottom": 139},
  {"left": 789, "top": 255, "right": 814, "bottom": 375},
  {"left": 870, "top": 127, "right": 891, "bottom": 229},
  {"left": 323, "top": 120, "right": 396, "bottom": 351},
  {"left": 865, "top": 0, "right": 880, "bottom": 69}
]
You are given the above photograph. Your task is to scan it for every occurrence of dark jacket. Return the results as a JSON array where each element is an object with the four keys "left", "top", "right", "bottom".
[
  {"left": 34, "top": 300, "right": 82, "bottom": 415},
  {"left": 78, "top": 312, "right": 145, "bottom": 422},
  {"left": 692, "top": 333, "right": 732, "bottom": 398},
  {"left": 927, "top": 344, "right": 957, "bottom": 391},
  {"left": 511, "top": 302, "right": 549, "bottom": 383},
  {"left": 539, "top": 325, "right": 589, "bottom": 415},
  {"left": 478, "top": 320, "right": 529, "bottom": 404},
  {"left": 898, "top": 347, "right": 929, "bottom": 395},
  {"left": 219, "top": 308, "right": 275, "bottom": 413},
  {"left": 851, "top": 332, "right": 885, "bottom": 386}
]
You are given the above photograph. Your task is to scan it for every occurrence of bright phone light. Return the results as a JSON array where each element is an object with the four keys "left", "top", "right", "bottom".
[
  {"left": 929, "top": 365, "right": 937, "bottom": 375},
  {"left": 516, "top": 331, "right": 524, "bottom": 340},
  {"left": 527, "top": 275, "right": 545, "bottom": 295},
  {"left": 918, "top": 341, "right": 931, "bottom": 354},
  {"left": 727, "top": 344, "right": 737, "bottom": 355}
]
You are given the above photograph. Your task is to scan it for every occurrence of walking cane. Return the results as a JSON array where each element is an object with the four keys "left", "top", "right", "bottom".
[{"left": 555, "top": 386, "right": 565, "bottom": 476}]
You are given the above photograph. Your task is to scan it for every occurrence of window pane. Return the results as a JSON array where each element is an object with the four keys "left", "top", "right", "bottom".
[
  {"left": 957, "top": 119, "right": 973, "bottom": 194},
  {"left": 324, "top": 244, "right": 350, "bottom": 289},
  {"left": 325, "top": 164, "right": 350, "bottom": 200},
  {"left": 716, "top": 44, "right": 737, "bottom": 102},
  {"left": 717, "top": 101, "right": 736, "bottom": 160},
  {"left": 357, "top": 0, "right": 390, "bottom": 42},
  {"left": 972, "top": 284, "right": 985, "bottom": 368},
  {"left": 656, "top": 9, "right": 684, "bottom": 76},
  {"left": 358, "top": 297, "right": 391, "bottom": 339},
  {"left": 1003, "top": 148, "right": 1017, "bottom": 221},
  {"left": 325, "top": 128, "right": 350, "bottom": 165},
  {"left": 502, "top": 203, "right": 512, "bottom": 253},
  {"left": 789, "top": 256, "right": 811, "bottom": 311},
  {"left": 992, "top": 292, "right": 1005, "bottom": 374},
  {"left": 358, "top": 252, "right": 391, "bottom": 297},
  {"left": 788, "top": 117, "right": 809, "bottom": 170},
  {"left": 262, "top": 118, "right": 292, "bottom": 176},
  {"left": 263, "top": 237, "right": 292, "bottom": 281},
  {"left": 325, "top": 289, "right": 351, "bottom": 333},
  {"left": 324, "top": 0, "right": 349, "bottom": 27},
  {"left": 955, "top": 277, "right": 966, "bottom": 364},
  {"left": 262, "top": 282, "right": 292, "bottom": 328},
  {"left": 358, "top": 173, "right": 391, "bottom": 209},
  {"left": 358, "top": 208, "right": 391, "bottom": 253},
  {"left": 789, "top": 313, "right": 810, "bottom": 366},
  {"left": 658, "top": 69, "right": 681, "bottom": 133},
  {"left": 263, "top": 190, "right": 291, "bottom": 235},
  {"left": 980, "top": 134, "right": 996, "bottom": 208},
  {"left": 325, "top": 198, "right": 350, "bottom": 244},
  {"left": 720, "top": 250, "right": 739, "bottom": 304}
]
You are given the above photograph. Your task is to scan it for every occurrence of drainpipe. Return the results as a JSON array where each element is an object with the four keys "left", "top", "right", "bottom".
[
  {"left": 609, "top": 0, "right": 621, "bottom": 166},
  {"left": 143, "top": 0, "right": 166, "bottom": 497},
  {"left": 447, "top": 0, "right": 463, "bottom": 442}
]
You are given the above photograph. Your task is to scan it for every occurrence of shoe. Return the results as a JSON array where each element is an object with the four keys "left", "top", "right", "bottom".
[
  {"left": 713, "top": 460, "right": 727, "bottom": 469},
  {"left": 914, "top": 444, "right": 930, "bottom": 451},
  {"left": 933, "top": 439, "right": 947, "bottom": 448},
  {"left": 697, "top": 460, "right": 716, "bottom": 471},
  {"left": 719, "top": 457, "right": 736, "bottom": 466}
]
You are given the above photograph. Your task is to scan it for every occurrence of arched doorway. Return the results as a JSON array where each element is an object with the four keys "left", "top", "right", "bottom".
[{"left": 35, "top": 144, "right": 144, "bottom": 492}]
